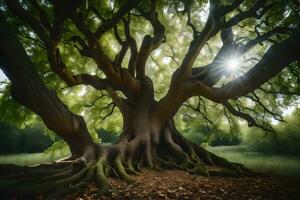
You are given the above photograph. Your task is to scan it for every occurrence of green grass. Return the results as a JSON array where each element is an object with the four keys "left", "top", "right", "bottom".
[
  {"left": 0, "top": 150, "right": 70, "bottom": 166},
  {"left": 207, "top": 145, "right": 300, "bottom": 176},
  {"left": 0, "top": 145, "right": 299, "bottom": 176}
]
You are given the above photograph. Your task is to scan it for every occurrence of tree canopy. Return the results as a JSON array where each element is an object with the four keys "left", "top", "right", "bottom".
[
  {"left": 0, "top": 0, "right": 299, "bottom": 138},
  {"left": 0, "top": 0, "right": 300, "bottom": 198}
]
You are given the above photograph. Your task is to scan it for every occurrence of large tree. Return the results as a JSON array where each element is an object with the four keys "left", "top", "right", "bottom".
[{"left": 0, "top": 0, "right": 299, "bottom": 198}]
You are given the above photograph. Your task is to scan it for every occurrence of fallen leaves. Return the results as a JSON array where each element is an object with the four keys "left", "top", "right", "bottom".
[{"left": 65, "top": 169, "right": 300, "bottom": 200}]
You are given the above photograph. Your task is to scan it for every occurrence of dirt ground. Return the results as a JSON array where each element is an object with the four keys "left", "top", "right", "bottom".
[{"left": 64, "top": 169, "right": 300, "bottom": 200}]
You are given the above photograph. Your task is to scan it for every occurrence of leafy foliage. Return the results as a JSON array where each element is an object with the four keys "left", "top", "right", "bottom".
[
  {"left": 242, "top": 109, "right": 300, "bottom": 155},
  {"left": 183, "top": 124, "right": 241, "bottom": 146},
  {"left": 0, "top": 0, "right": 299, "bottom": 151},
  {"left": 0, "top": 122, "right": 53, "bottom": 154},
  {"left": 97, "top": 128, "right": 119, "bottom": 144}
]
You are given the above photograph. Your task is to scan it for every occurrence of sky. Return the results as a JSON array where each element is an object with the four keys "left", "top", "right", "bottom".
[
  {"left": 0, "top": 69, "right": 7, "bottom": 82},
  {"left": 0, "top": 69, "right": 8, "bottom": 90}
]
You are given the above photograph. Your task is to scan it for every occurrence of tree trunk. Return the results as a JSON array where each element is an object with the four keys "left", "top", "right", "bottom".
[
  {"left": 117, "top": 112, "right": 240, "bottom": 174},
  {"left": 106, "top": 78, "right": 246, "bottom": 177},
  {"left": 0, "top": 61, "right": 251, "bottom": 198},
  {"left": 0, "top": 7, "right": 255, "bottom": 199},
  {"left": 0, "top": 15, "right": 96, "bottom": 158}
]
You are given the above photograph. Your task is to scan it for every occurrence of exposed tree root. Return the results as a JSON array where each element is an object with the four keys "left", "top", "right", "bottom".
[{"left": 0, "top": 124, "right": 255, "bottom": 199}]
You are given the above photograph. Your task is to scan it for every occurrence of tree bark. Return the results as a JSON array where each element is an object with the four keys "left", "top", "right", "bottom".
[
  {"left": 108, "top": 78, "right": 245, "bottom": 177},
  {"left": 0, "top": 14, "right": 96, "bottom": 158}
]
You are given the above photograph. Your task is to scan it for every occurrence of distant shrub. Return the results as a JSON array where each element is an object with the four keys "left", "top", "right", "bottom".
[
  {"left": 183, "top": 125, "right": 241, "bottom": 146},
  {"left": 97, "top": 128, "right": 119, "bottom": 144},
  {"left": 209, "top": 132, "right": 241, "bottom": 146},
  {"left": 0, "top": 122, "right": 52, "bottom": 154},
  {"left": 242, "top": 110, "right": 300, "bottom": 156},
  {"left": 0, "top": 122, "right": 121, "bottom": 154},
  {"left": 19, "top": 126, "right": 53, "bottom": 153},
  {"left": 243, "top": 131, "right": 300, "bottom": 155},
  {"left": 0, "top": 123, "right": 20, "bottom": 153}
]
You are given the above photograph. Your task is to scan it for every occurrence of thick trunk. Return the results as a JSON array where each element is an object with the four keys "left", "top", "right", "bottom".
[
  {"left": 110, "top": 108, "right": 245, "bottom": 179},
  {"left": 10, "top": 82, "right": 96, "bottom": 157},
  {"left": 0, "top": 8, "right": 256, "bottom": 199},
  {"left": 0, "top": 77, "right": 252, "bottom": 198},
  {"left": 111, "top": 78, "right": 244, "bottom": 176},
  {"left": 0, "top": 16, "right": 96, "bottom": 157}
]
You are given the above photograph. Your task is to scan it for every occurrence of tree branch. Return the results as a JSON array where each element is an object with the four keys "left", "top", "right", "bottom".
[
  {"left": 95, "top": 0, "right": 140, "bottom": 38},
  {"left": 178, "top": 0, "right": 270, "bottom": 77},
  {"left": 188, "top": 29, "right": 300, "bottom": 103},
  {"left": 123, "top": 16, "right": 138, "bottom": 76},
  {"left": 5, "top": 0, "right": 51, "bottom": 47},
  {"left": 69, "top": 6, "right": 142, "bottom": 98},
  {"left": 113, "top": 25, "right": 129, "bottom": 68},
  {"left": 191, "top": 25, "right": 288, "bottom": 86},
  {"left": 28, "top": 0, "right": 52, "bottom": 31},
  {"left": 70, "top": 13, "right": 122, "bottom": 83},
  {"left": 135, "top": 0, "right": 165, "bottom": 79},
  {"left": 223, "top": 101, "right": 272, "bottom": 131}
]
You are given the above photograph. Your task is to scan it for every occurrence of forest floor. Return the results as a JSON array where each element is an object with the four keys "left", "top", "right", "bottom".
[{"left": 65, "top": 169, "right": 300, "bottom": 200}]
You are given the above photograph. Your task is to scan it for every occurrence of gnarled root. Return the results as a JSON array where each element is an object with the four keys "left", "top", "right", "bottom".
[
  {"left": 0, "top": 142, "right": 141, "bottom": 199},
  {"left": 0, "top": 123, "right": 254, "bottom": 198},
  {"left": 154, "top": 121, "right": 254, "bottom": 177},
  {"left": 0, "top": 157, "right": 93, "bottom": 198}
]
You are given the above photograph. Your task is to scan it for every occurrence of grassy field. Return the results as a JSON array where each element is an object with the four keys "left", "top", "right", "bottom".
[
  {"left": 0, "top": 145, "right": 299, "bottom": 176},
  {"left": 207, "top": 145, "right": 300, "bottom": 176},
  {"left": 0, "top": 150, "right": 69, "bottom": 166}
]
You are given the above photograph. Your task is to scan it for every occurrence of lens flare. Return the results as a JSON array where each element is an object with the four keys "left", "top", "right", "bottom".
[{"left": 226, "top": 57, "right": 240, "bottom": 71}]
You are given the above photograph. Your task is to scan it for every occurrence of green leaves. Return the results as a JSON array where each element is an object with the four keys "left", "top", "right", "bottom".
[{"left": 1, "top": 0, "right": 299, "bottom": 143}]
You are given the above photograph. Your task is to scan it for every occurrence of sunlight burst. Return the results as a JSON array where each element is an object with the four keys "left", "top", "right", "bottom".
[{"left": 226, "top": 57, "right": 240, "bottom": 71}]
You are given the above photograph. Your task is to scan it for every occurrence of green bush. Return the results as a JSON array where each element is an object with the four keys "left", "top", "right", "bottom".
[
  {"left": 210, "top": 131, "right": 240, "bottom": 146},
  {"left": 0, "top": 122, "right": 52, "bottom": 154},
  {"left": 98, "top": 128, "right": 119, "bottom": 144},
  {"left": 242, "top": 110, "right": 300, "bottom": 156},
  {"left": 0, "top": 123, "right": 20, "bottom": 153},
  {"left": 19, "top": 126, "right": 53, "bottom": 153},
  {"left": 184, "top": 125, "right": 241, "bottom": 146}
]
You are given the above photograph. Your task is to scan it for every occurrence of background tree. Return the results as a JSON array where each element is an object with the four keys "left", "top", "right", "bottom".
[
  {"left": 0, "top": 12, "right": 96, "bottom": 158},
  {"left": 0, "top": 0, "right": 299, "bottom": 198},
  {"left": 0, "top": 122, "right": 53, "bottom": 153}
]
